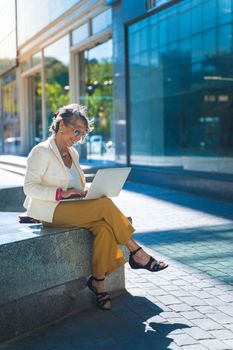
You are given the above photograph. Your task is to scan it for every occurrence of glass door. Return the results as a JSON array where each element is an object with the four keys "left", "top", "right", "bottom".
[
  {"left": 78, "top": 39, "right": 114, "bottom": 161},
  {"left": 27, "top": 72, "right": 42, "bottom": 149}
]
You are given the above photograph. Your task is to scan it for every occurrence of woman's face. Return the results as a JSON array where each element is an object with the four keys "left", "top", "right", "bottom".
[{"left": 60, "top": 119, "right": 87, "bottom": 147}]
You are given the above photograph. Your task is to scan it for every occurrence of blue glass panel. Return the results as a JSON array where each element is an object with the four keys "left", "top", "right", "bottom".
[
  {"left": 128, "top": 0, "right": 233, "bottom": 164},
  {"left": 217, "top": 0, "right": 232, "bottom": 25},
  {"left": 191, "top": 4, "right": 202, "bottom": 34},
  {"left": 179, "top": 9, "right": 191, "bottom": 39},
  {"left": 167, "top": 13, "right": 178, "bottom": 43},
  {"left": 203, "top": 29, "right": 216, "bottom": 57},
  {"left": 203, "top": 0, "right": 217, "bottom": 30},
  {"left": 192, "top": 34, "right": 203, "bottom": 63},
  {"left": 159, "top": 20, "right": 167, "bottom": 46},
  {"left": 218, "top": 25, "right": 232, "bottom": 54}
]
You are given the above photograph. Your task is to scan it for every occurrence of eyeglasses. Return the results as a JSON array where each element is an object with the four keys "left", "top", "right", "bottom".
[{"left": 68, "top": 125, "right": 87, "bottom": 139}]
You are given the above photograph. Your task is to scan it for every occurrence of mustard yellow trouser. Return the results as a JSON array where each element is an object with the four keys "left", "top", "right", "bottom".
[{"left": 46, "top": 198, "right": 135, "bottom": 276}]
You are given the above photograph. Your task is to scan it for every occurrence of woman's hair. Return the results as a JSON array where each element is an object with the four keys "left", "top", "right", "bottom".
[{"left": 49, "top": 103, "right": 94, "bottom": 135}]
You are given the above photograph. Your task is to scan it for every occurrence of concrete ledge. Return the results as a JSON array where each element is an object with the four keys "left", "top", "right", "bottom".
[
  {"left": 0, "top": 187, "right": 25, "bottom": 211},
  {"left": 0, "top": 213, "right": 128, "bottom": 343}
]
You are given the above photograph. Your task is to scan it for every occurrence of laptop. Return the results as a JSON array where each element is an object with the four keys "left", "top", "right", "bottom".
[{"left": 60, "top": 167, "right": 131, "bottom": 202}]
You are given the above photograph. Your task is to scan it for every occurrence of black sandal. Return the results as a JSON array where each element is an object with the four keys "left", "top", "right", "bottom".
[
  {"left": 129, "top": 247, "right": 168, "bottom": 272},
  {"left": 87, "top": 276, "right": 112, "bottom": 311}
]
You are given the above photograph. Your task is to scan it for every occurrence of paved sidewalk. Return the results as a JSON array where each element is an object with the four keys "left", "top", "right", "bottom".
[{"left": 1, "top": 181, "right": 233, "bottom": 349}]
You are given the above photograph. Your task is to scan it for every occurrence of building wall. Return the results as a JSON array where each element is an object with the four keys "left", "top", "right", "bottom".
[
  {"left": 116, "top": 0, "right": 233, "bottom": 174},
  {"left": 0, "top": 0, "right": 115, "bottom": 156}
]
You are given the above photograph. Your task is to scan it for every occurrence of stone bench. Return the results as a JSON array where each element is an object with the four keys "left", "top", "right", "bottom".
[{"left": 0, "top": 212, "right": 129, "bottom": 343}]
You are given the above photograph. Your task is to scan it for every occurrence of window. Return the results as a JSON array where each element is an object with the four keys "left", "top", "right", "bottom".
[
  {"left": 72, "top": 23, "right": 89, "bottom": 45},
  {"left": 92, "top": 9, "right": 112, "bottom": 35}
]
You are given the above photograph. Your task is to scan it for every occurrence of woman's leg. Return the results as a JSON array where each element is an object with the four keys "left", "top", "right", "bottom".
[
  {"left": 51, "top": 198, "right": 135, "bottom": 244},
  {"left": 85, "top": 219, "right": 126, "bottom": 277}
]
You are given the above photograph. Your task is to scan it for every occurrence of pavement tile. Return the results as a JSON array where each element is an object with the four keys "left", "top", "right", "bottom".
[
  {"left": 217, "top": 305, "right": 233, "bottom": 316},
  {"left": 160, "top": 311, "right": 183, "bottom": 319},
  {"left": 209, "top": 329, "right": 233, "bottom": 340},
  {"left": 168, "top": 303, "right": 193, "bottom": 312},
  {"left": 170, "top": 289, "right": 191, "bottom": 297},
  {"left": 224, "top": 324, "right": 233, "bottom": 332},
  {"left": 180, "top": 310, "right": 206, "bottom": 320},
  {"left": 191, "top": 318, "right": 225, "bottom": 331},
  {"left": 190, "top": 290, "right": 214, "bottom": 299},
  {"left": 167, "top": 343, "right": 182, "bottom": 350},
  {"left": 200, "top": 338, "right": 232, "bottom": 350},
  {"left": 223, "top": 338, "right": 233, "bottom": 348},
  {"left": 209, "top": 313, "right": 233, "bottom": 325},
  {"left": 154, "top": 295, "right": 182, "bottom": 305},
  {"left": 178, "top": 296, "right": 207, "bottom": 306},
  {"left": 183, "top": 326, "right": 214, "bottom": 340},
  {"left": 172, "top": 333, "right": 196, "bottom": 346},
  {"left": 148, "top": 288, "right": 170, "bottom": 296},
  {"left": 201, "top": 297, "right": 226, "bottom": 307},
  {"left": 205, "top": 287, "right": 226, "bottom": 296},
  {"left": 194, "top": 305, "right": 218, "bottom": 314},
  {"left": 218, "top": 294, "right": 233, "bottom": 303},
  {"left": 181, "top": 345, "right": 208, "bottom": 350}
]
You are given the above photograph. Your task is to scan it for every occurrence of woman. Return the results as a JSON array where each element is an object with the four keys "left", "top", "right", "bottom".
[{"left": 24, "top": 103, "right": 168, "bottom": 311}]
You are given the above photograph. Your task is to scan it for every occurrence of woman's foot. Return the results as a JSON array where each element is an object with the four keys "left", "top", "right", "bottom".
[
  {"left": 87, "top": 276, "right": 112, "bottom": 310},
  {"left": 129, "top": 247, "right": 168, "bottom": 272}
]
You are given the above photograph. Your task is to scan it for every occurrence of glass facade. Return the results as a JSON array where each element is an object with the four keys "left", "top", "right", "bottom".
[
  {"left": 44, "top": 35, "right": 70, "bottom": 135},
  {"left": 0, "top": 0, "right": 17, "bottom": 75},
  {"left": 79, "top": 39, "right": 114, "bottom": 159},
  {"left": 27, "top": 72, "right": 42, "bottom": 148},
  {"left": 128, "top": 0, "right": 233, "bottom": 166},
  {"left": 1, "top": 72, "right": 20, "bottom": 154},
  {"left": 72, "top": 23, "right": 89, "bottom": 46},
  {"left": 17, "top": 0, "right": 81, "bottom": 45},
  {"left": 92, "top": 9, "right": 112, "bottom": 35}
]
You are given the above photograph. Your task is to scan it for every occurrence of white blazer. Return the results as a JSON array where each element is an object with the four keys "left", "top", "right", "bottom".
[{"left": 23, "top": 135, "right": 86, "bottom": 223}]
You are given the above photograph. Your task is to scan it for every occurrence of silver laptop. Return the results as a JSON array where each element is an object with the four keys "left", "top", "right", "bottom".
[{"left": 60, "top": 167, "right": 131, "bottom": 202}]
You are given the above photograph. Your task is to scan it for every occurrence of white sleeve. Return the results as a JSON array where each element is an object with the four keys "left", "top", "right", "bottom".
[{"left": 24, "top": 146, "right": 57, "bottom": 201}]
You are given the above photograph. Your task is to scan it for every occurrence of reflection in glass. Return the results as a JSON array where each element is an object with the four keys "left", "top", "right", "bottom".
[
  {"left": 0, "top": 0, "right": 16, "bottom": 75},
  {"left": 26, "top": 73, "right": 43, "bottom": 149},
  {"left": 128, "top": 0, "right": 233, "bottom": 166},
  {"left": 32, "top": 52, "right": 42, "bottom": 67},
  {"left": 72, "top": 23, "right": 89, "bottom": 45},
  {"left": 1, "top": 73, "right": 20, "bottom": 154},
  {"left": 78, "top": 39, "right": 113, "bottom": 160},
  {"left": 17, "top": 0, "right": 81, "bottom": 45},
  {"left": 44, "top": 35, "right": 70, "bottom": 136},
  {"left": 92, "top": 9, "right": 112, "bottom": 35},
  {"left": 20, "top": 59, "right": 31, "bottom": 72}
]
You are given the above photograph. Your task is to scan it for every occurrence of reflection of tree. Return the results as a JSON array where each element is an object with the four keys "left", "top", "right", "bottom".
[
  {"left": 85, "top": 58, "right": 113, "bottom": 139},
  {"left": 45, "top": 57, "right": 70, "bottom": 132},
  {"left": 45, "top": 82, "right": 69, "bottom": 115}
]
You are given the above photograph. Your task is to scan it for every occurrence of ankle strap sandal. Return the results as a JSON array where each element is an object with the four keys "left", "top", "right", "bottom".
[
  {"left": 129, "top": 247, "right": 168, "bottom": 272},
  {"left": 87, "top": 275, "right": 112, "bottom": 311}
]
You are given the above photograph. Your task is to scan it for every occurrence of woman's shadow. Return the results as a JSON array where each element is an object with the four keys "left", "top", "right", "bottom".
[{"left": 107, "top": 292, "right": 190, "bottom": 350}]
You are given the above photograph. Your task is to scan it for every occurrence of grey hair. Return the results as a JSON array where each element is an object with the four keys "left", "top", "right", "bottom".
[{"left": 49, "top": 103, "right": 94, "bottom": 135}]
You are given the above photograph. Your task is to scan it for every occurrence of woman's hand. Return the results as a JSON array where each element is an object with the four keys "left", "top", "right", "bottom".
[{"left": 61, "top": 188, "right": 86, "bottom": 199}]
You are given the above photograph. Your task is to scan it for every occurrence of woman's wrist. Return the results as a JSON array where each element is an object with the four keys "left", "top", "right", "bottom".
[{"left": 55, "top": 188, "right": 63, "bottom": 201}]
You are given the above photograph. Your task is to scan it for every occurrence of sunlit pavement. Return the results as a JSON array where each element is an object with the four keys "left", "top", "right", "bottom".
[{"left": 2, "top": 176, "right": 233, "bottom": 349}]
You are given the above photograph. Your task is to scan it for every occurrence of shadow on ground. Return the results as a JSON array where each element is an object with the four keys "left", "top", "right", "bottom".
[{"left": 3, "top": 293, "right": 189, "bottom": 350}]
